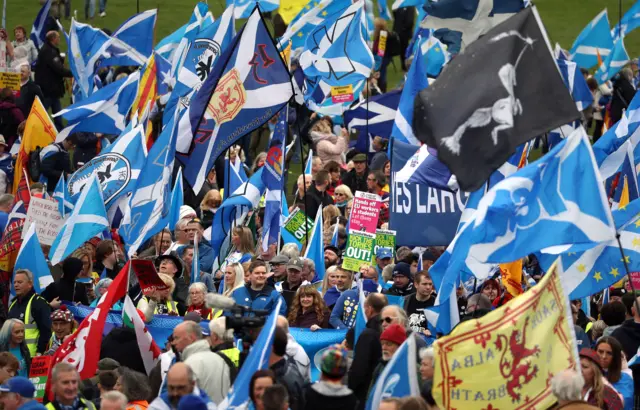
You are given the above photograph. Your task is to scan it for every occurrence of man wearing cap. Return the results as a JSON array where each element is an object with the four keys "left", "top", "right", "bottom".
[
  {"left": 269, "top": 254, "right": 289, "bottom": 283},
  {"left": 368, "top": 324, "right": 408, "bottom": 395},
  {"left": 156, "top": 253, "right": 188, "bottom": 314},
  {"left": 374, "top": 248, "right": 393, "bottom": 283},
  {"left": 343, "top": 153, "right": 369, "bottom": 194},
  {"left": 304, "top": 170, "right": 334, "bottom": 221},
  {"left": 8, "top": 269, "right": 51, "bottom": 357},
  {"left": 184, "top": 219, "right": 214, "bottom": 274},
  {"left": 0, "top": 376, "right": 46, "bottom": 410},
  {"left": 383, "top": 262, "right": 415, "bottom": 297},
  {"left": 303, "top": 345, "right": 357, "bottom": 410},
  {"left": 45, "top": 306, "right": 74, "bottom": 356},
  {"left": 324, "top": 245, "right": 341, "bottom": 270},
  {"left": 276, "top": 258, "right": 304, "bottom": 312}
]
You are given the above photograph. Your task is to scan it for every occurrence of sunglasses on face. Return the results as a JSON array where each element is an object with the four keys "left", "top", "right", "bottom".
[{"left": 381, "top": 317, "right": 396, "bottom": 324}]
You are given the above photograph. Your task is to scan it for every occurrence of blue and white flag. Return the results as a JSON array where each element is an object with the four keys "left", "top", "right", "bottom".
[
  {"left": 278, "top": 0, "right": 351, "bottom": 53},
  {"left": 15, "top": 223, "right": 53, "bottom": 294},
  {"left": 155, "top": 3, "right": 210, "bottom": 61},
  {"left": 191, "top": 233, "right": 200, "bottom": 285},
  {"left": 569, "top": 9, "right": 614, "bottom": 69},
  {"left": 390, "top": 38, "right": 429, "bottom": 146},
  {"left": 66, "top": 19, "right": 111, "bottom": 99},
  {"left": 49, "top": 174, "right": 109, "bottom": 265},
  {"left": 611, "top": 141, "right": 638, "bottom": 210},
  {"left": 419, "top": 34, "right": 450, "bottom": 78},
  {"left": 344, "top": 90, "right": 401, "bottom": 143},
  {"left": 100, "top": 10, "right": 157, "bottom": 67},
  {"left": 30, "top": 0, "right": 52, "bottom": 49},
  {"left": 394, "top": 143, "right": 457, "bottom": 191},
  {"left": 392, "top": 0, "right": 422, "bottom": 11},
  {"left": 262, "top": 108, "right": 287, "bottom": 252},
  {"left": 612, "top": 0, "right": 640, "bottom": 38},
  {"left": 155, "top": 52, "right": 173, "bottom": 96},
  {"left": 224, "top": 158, "right": 248, "bottom": 199},
  {"left": 168, "top": 167, "right": 184, "bottom": 232},
  {"left": 594, "top": 38, "right": 630, "bottom": 84},
  {"left": 366, "top": 336, "right": 420, "bottom": 410},
  {"left": 304, "top": 149, "right": 313, "bottom": 175},
  {"left": 210, "top": 169, "right": 266, "bottom": 262},
  {"left": 181, "top": 8, "right": 292, "bottom": 193},
  {"left": 119, "top": 106, "right": 180, "bottom": 256},
  {"left": 304, "top": 206, "right": 325, "bottom": 281},
  {"left": 219, "top": 298, "right": 282, "bottom": 408},
  {"left": 227, "top": 0, "right": 279, "bottom": 19},
  {"left": 55, "top": 71, "right": 140, "bottom": 139},
  {"left": 53, "top": 174, "right": 74, "bottom": 218},
  {"left": 557, "top": 59, "right": 594, "bottom": 111},
  {"left": 602, "top": 286, "right": 610, "bottom": 305},
  {"left": 377, "top": 0, "right": 392, "bottom": 20},
  {"left": 330, "top": 222, "right": 339, "bottom": 247}
]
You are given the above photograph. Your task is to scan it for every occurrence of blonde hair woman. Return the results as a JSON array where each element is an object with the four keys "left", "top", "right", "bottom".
[
  {"left": 579, "top": 348, "right": 623, "bottom": 409},
  {"left": 199, "top": 189, "right": 222, "bottom": 229},
  {"left": 137, "top": 273, "right": 178, "bottom": 322},
  {"left": 222, "top": 263, "right": 245, "bottom": 297},
  {"left": 334, "top": 185, "right": 353, "bottom": 218},
  {"left": 321, "top": 266, "right": 339, "bottom": 296},
  {"left": 227, "top": 226, "right": 255, "bottom": 272},
  {"left": 323, "top": 205, "right": 340, "bottom": 232}
]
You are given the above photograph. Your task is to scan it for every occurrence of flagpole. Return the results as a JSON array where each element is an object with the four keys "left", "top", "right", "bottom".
[
  {"left": 298, "top": 125, "right": 309, "bottom": 250},
  {"left": 615, "top": 233, "right": 640, "bottom": 314}
]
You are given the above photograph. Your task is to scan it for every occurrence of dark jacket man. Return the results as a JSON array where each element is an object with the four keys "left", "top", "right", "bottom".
[
  {"left": 35, "top": 32, "right": 72, "bottom": 100},
  {"left": 348, "top": 313, "right": 382, "bottom": 410}
]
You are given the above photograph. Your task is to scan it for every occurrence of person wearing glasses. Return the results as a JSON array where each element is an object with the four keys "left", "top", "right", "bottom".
[{"left": 333, "top": 185, "right": 353, "bottom": 218}]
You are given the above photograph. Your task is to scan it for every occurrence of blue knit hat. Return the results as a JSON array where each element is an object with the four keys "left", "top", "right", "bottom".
[{"left": 178, "top": 395, "right": 208, "bottom": 410}]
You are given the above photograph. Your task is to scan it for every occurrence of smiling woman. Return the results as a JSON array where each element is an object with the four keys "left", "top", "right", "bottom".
[{"left": 0, "top": 319, "right": 29, "bottom": 377}]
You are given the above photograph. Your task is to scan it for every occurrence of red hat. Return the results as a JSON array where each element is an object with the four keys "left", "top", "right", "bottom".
[
  {"left": 579, "top": 348, "right": 603, "bottom": 372},
  {"left": 50, "top": 305, "right": 73, "bottom": 322},
  {"left": 380, "top": 324, "right": 407, "bottom": 346}
]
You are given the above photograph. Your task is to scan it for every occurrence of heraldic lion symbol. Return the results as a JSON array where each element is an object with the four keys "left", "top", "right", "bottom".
[{"left": 495, "top": 316, "right": 541, "bottom": 402}]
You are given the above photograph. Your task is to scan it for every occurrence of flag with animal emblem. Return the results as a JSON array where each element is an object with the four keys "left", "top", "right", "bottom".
[
  {"left": 262, "top": 108, "right": 287, "bottom": 252},
  {"left": 366, "top": 336, "right": 420, "bottom": 410},
  {"left": 66, "top": 122, "right": 147, "bottom": 216},
  {"left": 46, "top": 262, "right": 130, "bottom": 399},
  {"left": 49, "top": 174, "right": 109, "bottom": 265},
  {"left": 119, "top": 105, "right": 180, "bottom": 257},
  {"left": 394, "top": 143, "right": 458, "bottom": 191},
  {"left": 420, "top": 0, "right": 524, "bottom": 52},
  {"left": 168, "top": 168, "right": 184, "bottom": 232},
  {"left": 14, "top": 223, "right": 53, "bottom": 294},
  {"left": 499, "top": 260, "right": 523, "bottom": 297},
  {"left": 304, "top": 206, "right": 325, "bottom": 281},
  {"left": 432, "top": 261, "right": 577, "bottom": 409},
  {"left": 0, "top": 199, "right": 27, "bottom": 272},
  {"left": 30, "top": 0, "right": 51, "bottom": 49},
  {"left": 611, "top": 141, "right": 638, "bottom": 210},
  {"left": 181, "top": 8, "right": 293, "bottom": 194},
  {"left": 569, "top": 9, "right": 615, "bottom": 69},
  {"left": 278, "top": 0, "right": 351, "bottom": 53},
  {"left": 122, "top": 295, "right": 161, "bottom": 374},
  {"left": 218, "top": 299, "right": 282, "bottom": 408},
  {"left": 14, "top": 96, "right": 57, "bottom": 189},
  {"left": 344, "top": 89, "right": 401, "bottom": 143},
  {"left": 53, "top": 174, "right": 74, "bottom": 218},
  {"left": 99, "top": 10, "right": 157, "bottom": 67},
  {"left": 54, "top": 71, "right": 141, "bottom": 139},
  {"left": 299, "top": 0, "right": 374, "bottom": 116},
  {"left": 227, "top": 0, "right": 279, "bottom": 19},
  {"left": 613, "top": 0, "right": 640, "bottom": 38},
  {"left": 210, "top": 169, "right": 266, "bottom": 263},
  {"left": 594, "top": 38, "right": 630, "bottom": 84},
  {"left": 413, "top": 7, "right": 580, "bottom": 192},
  {"left": 65, "top": 19, "right": 111, "bottom": 100}
]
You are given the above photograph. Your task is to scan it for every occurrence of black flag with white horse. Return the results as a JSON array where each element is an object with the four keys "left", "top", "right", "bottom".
[{"left": 413, "top": 6, "right": 579, "bottom": 192}]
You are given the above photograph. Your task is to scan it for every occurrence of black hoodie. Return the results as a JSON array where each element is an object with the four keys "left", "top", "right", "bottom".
[{"left": 42, "top": 258, "right": 89, "bottom": 305}]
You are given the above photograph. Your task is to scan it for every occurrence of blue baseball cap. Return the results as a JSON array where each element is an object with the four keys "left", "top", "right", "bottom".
[
  {"left": 376, "top": 247, "right": 393, "bottom": 259},
  {"left": 0, "top": 377, "right": 35, "bottom": 398}
]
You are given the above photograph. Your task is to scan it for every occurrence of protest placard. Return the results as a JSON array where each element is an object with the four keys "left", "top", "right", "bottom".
[
  {"left": 630, "top": 272, "right": 640, "bottom": 290},
  {"left": 0, "top": 70, "right": 21, "bottom": 91},
  {"left": 29, "top": 355, "right": 52, "bottom": 401},
  {"left": 22, "top": 197, "right": 64, "bottom": 246},
  {"left": 283, "top": 208, "right": 314, "bottom": 244},
  {"left": 348, "top": 191, "right": 381, "bottom": 234},
  {"left": 342, "top": 230, "right": 376, "bottom": 271},
  {"left": 372, "top": 229, "right": 396, "bottom": 263},
  {"left": 132, "top": 259, "right": 169, "bottom": 294}
]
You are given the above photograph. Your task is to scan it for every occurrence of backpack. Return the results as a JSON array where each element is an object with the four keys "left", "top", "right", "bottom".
[{"left": 28, "top": 146, "right": 43, "bottom": 181}]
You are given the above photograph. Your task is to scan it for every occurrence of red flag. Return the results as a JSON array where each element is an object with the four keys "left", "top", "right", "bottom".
[
  {"left": 14, "top": 168, "right": 31, "bottom": 211},
  {"left": 45, "top": 262, "right": 130, "bottom": 398}
]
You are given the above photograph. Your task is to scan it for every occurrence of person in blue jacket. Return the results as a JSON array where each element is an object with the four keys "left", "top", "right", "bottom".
[
  {"left": 231, "top": 260, "right": 287, "bottom": 316},
  {"left": 330, "top": 270, "right": 382, "bottom": 329},
  {"left": 184, "top": 219, "right": 214, "bottom": 273}
]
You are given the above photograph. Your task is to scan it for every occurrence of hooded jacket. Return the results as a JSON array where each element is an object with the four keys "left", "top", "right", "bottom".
[
  {"left": 271, "top": 357, "right": 305, "bottom": 410},
  {"left": 310, "top": 131, "right": 348, "bottom": 166},
  {"left": 41, "top": 258, "right": 88, "bottom": 305},
  {"left": 303, "top": 382, "right": 358, "bottom": 410},
  {"left": 181, "top": 339, "right": 231, "bottom": 404}
]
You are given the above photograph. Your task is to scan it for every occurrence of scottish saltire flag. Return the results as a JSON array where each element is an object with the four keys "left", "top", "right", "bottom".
[
  {"left": 391, "top": 39, "right": 429, "bottom": 146},
  {"left": 219, "top": 298, "right": 281, "bottom": 408},
  {"left": 191, "top": 234, "right": 200, "bottom": 285},
  {"left": 557, "top": 59, "right": 594, "bottom": 111},
  {"left": 602, "top": 286, "right": 610, "bottom": 305},
  {"left": 100, "top": 10, "right": 157, "bottom": 67},
  {"left": 612, "top": 0, "right": 640, "bottom": 38},
  {"left": 49, "top": 174, "right": 109, "bottom": 265},
  {"left": 168, "top": 168, "right": 184, "bottom": 232},
  {"left": 304, "top": 207, "right": 325, "bottom": 281},
  {"left": 66, "top": 19, "right": 111, "bottom": 99},
  {"left": 119, "top": 106, "right": 180, "bottom": 256},
  {"left": 262, "top": 108, "right": 287, "bottom": 252},
  {"left": 330, "top": 222, "right": 339, "bottom": 247},
  {"left": 299, "top": 0, "right": 374, "bottom": 112},
  {"left": 182, "top": 9, "right": 292, "bottom": 193},
  {"left": 394, "top": 142, "right": 458, "bottom": 191},
  {"left": 304, "top": 150, "right": 313, "bottom": 175},
  {"left": 392, "top": 0, "right": 422, "bottom": 11},
  {"left": 594, "top": 38, "right": 630, "bottom": 84},
  {"left": 344, "top": 90, "right": 401, "bottom": 142},
  {"left": 155, "top": 3, "right": 210, "bottom": 61},
  {"left": 210, "top": 169, "right": 266, "bottom": 262},
  {"left": 611, "top": 141, "right": 638, "bottom": 210},
  {"left": 366, "top": 336, "right": 420, "bottom": 410},
  {"left": 53, "top": 175, "right": 74, "bottom": 218},
  {"left": 377, "top": 0, "right": 392, "bottom": 20},
  {"left": 569, "top": 9, "right": 615, "bottom": 69},
  {"left": 55, "top": 72, "right": 140, "bottom": 139},
  {"left": 155, "top": 53, "right": 172, "bottom": 96},
  {"left": 278, "top": 0, "right": 351, "bottom": 53},
  {"left": 227, "top": 0, "right": 279, "bottom": 19},
  {"left": 224, "top": 158, "right": 248, "bottom": 199},
  {"left": 14, "top": 223, "right": 53, "bottom": 294},
  {"left": 420, "top": 34, "right": 450, "bottom": 77},
  {"left": 555, "top": 43, "right": 570, "bottom": 60},
  {"left": 30, "top": 0, "right": 51, "bottom": 49}
]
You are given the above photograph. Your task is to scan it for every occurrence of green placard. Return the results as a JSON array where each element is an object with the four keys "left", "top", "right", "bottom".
[
  {"left": 283, "top": 208, "right": 314, "bottom": 244},
  {"left": 342, "top": 231, "right": 377, "bottom": 271},
  {"left": 372, "top": 229, "right": 397, "bottom": 263}
]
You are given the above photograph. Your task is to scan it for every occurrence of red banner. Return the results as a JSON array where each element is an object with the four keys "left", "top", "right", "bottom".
[{"left": 132, "top": 259, "right": 169, "bottom": 294}]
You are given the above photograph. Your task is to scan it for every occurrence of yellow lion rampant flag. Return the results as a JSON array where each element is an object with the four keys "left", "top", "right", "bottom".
[{"left": 433, "top": 262, "right": 578, "bottom": 409}]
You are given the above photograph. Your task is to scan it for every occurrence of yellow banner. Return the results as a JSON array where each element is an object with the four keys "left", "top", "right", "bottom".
[
  {"left": 500, "top": 260, "right": 523, "bottom": 297},
  {"left": 433, "top": 263, "right": 577, "bottom": 410},
  {"left": 0, "top": 71, "right": 20, "bottom": 91},
  {"left": 278, "top": 0, "right": 308, "bottom": 24}
]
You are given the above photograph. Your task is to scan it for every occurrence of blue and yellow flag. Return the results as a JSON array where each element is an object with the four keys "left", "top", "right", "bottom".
[{"left": 433, "top": 262, "right": 577, "bottom": 409}]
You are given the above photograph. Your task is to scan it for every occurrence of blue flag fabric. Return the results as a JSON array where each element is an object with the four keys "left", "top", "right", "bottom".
[
  {"left": 15, "top": 223, "right": 53, "bottom": 295},
  {"left": 419, "top": 34, "right": 450, "bottom": 78},
  {"left": 155, "top": 52, "right": 172, "bottom": 96},
  {"left": 594, "top": 38, "right": 630, "bottom": 84},
  {"left": 611, "top": 141, "right": 639, "bottom": 210},
  {"left": 223, "top": 158, "right": 248, "bottom": 199},
  {"left": 191, "top": 234, "right": 200, "bottom": 285},
  {"left": 99, "top": 10, "right": 157, "bottom": 67},
  {"left": 392, "top": 0, "right": 422, "bottom": 11},
  {"left": 30, "top": 0, "right": 52, "bottom": 49},
  {"left": 49, "top": 174, "right": 109, "bottom": 265},
  {"left": 366, "top": 336, "right": 420, "bottom": 409},
  {"left": 227, "top": 0, "right": 279, "bottom": 19},
  {"left": 66, "top": 19, "right": 111, "bottom": 100},
  {"left": 182, "top": 9, "right": 292, "bottom": 194},
  {"left": 394, "top": 142, "right": 457, "bottom": 191},
  {"left": 168, "top": 168, "right": 184, "bottom": 232},
  {"left": 262, "top": 108, "right": 287, "bottom": 252},
  {"left": 569, "top": 9, "right": 614, "bottom": 69},
  {"left": 377, "top": 0, "right": 392, "bottom": 20},
  {"left": 53, "top": 174, "right": 74, "bottom": 218},
  {"left": 613, "top": 0, "right": 640, "bottom": 38},
  {"left": 344, "top": 90, "right": 401, "bottom": 143},
  {"left": 557, "top": 59, "right": 594, "bottom": 111},
  {"left": 304, "top": 207, "right": 325, "bottom": 281}
]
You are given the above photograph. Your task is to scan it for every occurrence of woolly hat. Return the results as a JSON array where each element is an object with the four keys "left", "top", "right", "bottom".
[
  {"left": 50, "top": 305, "right": 73, "bottom": 322},
  {"left": 320, "top": 345, "right": 349, "bottom": 378},
  {"left": 380, "top": 324, "right": 407, "bottom": 346}
]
